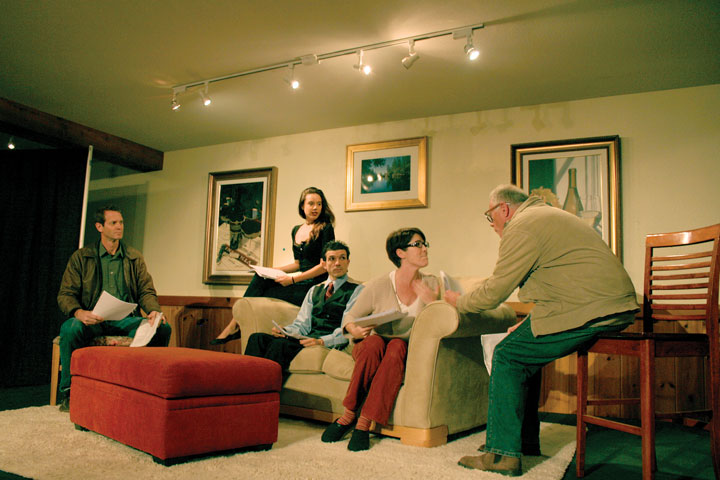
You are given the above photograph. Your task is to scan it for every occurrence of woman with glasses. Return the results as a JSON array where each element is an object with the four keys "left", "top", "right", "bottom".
[
  {"left": 212, "top": 186, "right": 335, "bottom": 344},
  {"left": 321, "top": 227, "right": 440, "bottom": 451}
]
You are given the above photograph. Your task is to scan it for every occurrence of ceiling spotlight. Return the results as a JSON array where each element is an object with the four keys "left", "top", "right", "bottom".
[
  {"left": 353, "top": 50, "right": 372, "bottom": 75},
  {"left": 200, "top": 82, "right": 212, "bottom": 106},
  {"left": 464, "top": 35, "right": 480, "bottom": 61},
  {"left": 285, "top": 64, "right": 300, "bottom": 90},
  {"left": 401, "top": 40, "right": 419, "bottom": 70},
  {"left": 170, "top": 86, "right": 185, "bottom": 111},
  {"left": 7, "top": 137, "right": 15, "bottom": 149}
]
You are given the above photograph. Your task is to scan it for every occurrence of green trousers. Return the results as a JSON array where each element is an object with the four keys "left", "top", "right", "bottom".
[{"left": 484, "top": 312, "right": 635, "bottom": 457}]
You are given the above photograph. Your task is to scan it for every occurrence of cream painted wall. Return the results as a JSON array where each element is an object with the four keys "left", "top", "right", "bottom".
[{"left": 89, "top": 84, "right": 720, "bottom": 298}]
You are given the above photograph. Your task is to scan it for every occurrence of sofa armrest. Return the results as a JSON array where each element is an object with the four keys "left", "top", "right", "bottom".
[
  {"left": 233, "top": 297, "right": 300, "bottom": 353},
  {"left": 393, "top": 300, "right": 516, "bottom": 430}
]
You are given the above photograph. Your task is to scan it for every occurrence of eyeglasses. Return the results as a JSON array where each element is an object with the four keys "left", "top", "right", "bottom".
[
  {"left": 405, "top": 241, "right": 430, "bottom": 249},
  {"left": 484, "top": 203, "right": 507, "bottom": 223}
]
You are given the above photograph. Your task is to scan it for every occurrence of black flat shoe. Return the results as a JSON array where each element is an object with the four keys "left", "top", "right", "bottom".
[
  {"left": 321, "top": 419, "right": 355, "bottom": 443},
  {"left": 347, "top": 429, "right": 370, "bottom": 451},
  {"left": 210, "top": 330, "right": 241, "bottom": 345}
]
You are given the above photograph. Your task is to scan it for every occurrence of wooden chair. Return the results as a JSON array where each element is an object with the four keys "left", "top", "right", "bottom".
[{"left": 576, "top": 223, "right": 719, "bottom": 480}]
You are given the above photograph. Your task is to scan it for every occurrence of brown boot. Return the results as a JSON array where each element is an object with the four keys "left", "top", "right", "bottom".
[{"left": 458, "top": 453, "right": 521, "bottom": 477}]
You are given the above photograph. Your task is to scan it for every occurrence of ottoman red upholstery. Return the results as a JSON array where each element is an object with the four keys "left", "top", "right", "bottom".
[{"left": 69, "top": 346, "right": 281, "bottom": 464}]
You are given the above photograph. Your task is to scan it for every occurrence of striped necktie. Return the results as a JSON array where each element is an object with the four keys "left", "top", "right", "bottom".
[{"left": 325, "top": 282, "right": 334, "bottom": 299}]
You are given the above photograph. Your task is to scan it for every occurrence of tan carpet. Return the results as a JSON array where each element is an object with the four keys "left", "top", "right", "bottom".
[{"left": 0, "top": 406, "right": 576, "bottom": 479}]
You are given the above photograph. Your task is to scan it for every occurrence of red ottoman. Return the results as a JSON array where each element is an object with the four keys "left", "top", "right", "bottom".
[{"left": 69, "top": 346, "right": 281, "bottom": 465}]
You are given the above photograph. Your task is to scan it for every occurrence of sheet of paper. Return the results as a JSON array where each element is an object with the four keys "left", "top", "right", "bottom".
[
  {"left": 272, "top": 320, "right": 310, "bottom": 339},
  {"left": 251, "top": 265, "right": 287, "bottom": 279},
  {"left": 130, "top": 316, "right": 161, "bottom": 347},
  {"left": 92, "top": 291, "right": 138, "bottom": 321},
  {"left": 353, "top": 309, "right": 406, "bottom": 328},
  {"left": 440, "top": 270, "right": 464, "bottom": 294},
  {"left": 481, "top": 332, "right": 509, "bottom": 375}
]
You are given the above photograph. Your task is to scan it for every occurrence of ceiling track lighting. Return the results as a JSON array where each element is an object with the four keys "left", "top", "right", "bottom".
[
  {"left": 168, "top": 22, "right": 484, "bottom": 109},
  {"left": 353, "top": 50, "right": 372, "bottom": 75},
  {"left": 199, "top": 82, "right": 212, "bottom": 106},
  {"left": 285, "top": 63, "right": 300, "bottom": 89},
  {"left": 453, "top": 27, "right": 480, "bottom": 61},
  {"left": 401, "top": 39, "right": 420, "bottom": 70},
  {"left": 7, "top": 136, "right": 15, "bottom": 149}
]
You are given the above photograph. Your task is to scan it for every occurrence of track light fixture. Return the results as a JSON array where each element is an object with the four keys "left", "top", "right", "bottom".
[
  {"left": 285, "top": 64, "right": 300, "bottom": 90},
  {"left": 401, "top": 40, "right": 419, "bottom": 69},
  {"left": 7, "top": 137, "right": 15, "bottom": 149},
  {"left": 169, "top": 22, "right": 485, "bottom": 109},
  {"left": 353, "top": 50, "right": 372, "bottom": 75},
  {"left": 199, "top": 82, "right": 212, "bottom": 106},
  {"left": 453, "top": 27, "right": 480, "bottom": 61}
]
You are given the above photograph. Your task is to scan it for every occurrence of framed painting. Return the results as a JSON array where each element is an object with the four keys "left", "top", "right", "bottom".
[
  {"left": 345, "top": 136, "right": 428, "bottom": 212},
  {"left": 203, "top": 167, "right": 277, "bottom": 284},
  {"left": 511, "top": 135, "right": 622, "bottom": 258}
]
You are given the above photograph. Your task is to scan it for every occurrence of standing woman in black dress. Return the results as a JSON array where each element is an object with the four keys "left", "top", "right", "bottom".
[{"left": 212, "top": 186, "right": 335, "bottom": 344}]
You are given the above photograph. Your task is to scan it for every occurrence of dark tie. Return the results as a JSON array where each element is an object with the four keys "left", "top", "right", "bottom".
[{"left": 325, "top": 282, "right": 334, "bottom": 299}]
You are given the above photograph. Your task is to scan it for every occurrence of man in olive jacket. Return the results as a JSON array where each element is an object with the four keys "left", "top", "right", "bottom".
[
  {"left": 445, "top": 184, "right": 638, "bottom": 476},
  {"left": 57, "top": 206, "right": 171, "bottom": 411}
]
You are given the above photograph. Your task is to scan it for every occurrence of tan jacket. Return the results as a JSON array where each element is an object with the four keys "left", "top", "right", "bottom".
[
  {"left": 57, "top": 241, "right": 161, "bottom": 318},
  {"left": 457, "top": 196, "right": 638, "bottom": 336}
]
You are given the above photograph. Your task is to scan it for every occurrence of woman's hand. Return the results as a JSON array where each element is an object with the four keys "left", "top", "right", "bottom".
[
  {"left": 412, "top": 278, "right": 439, "bottom": 304},
  {"left": 345, "top": 322, "right": 374, "bottom": 339},
  {"left": 275, "top": 275, "right": 294, "bottom": 287},
  {"left": 300, "top": 337, "right": 324, "bottom": 347},
  {"left": 271, "top": 326, "right": 286, "bottom": 337}
]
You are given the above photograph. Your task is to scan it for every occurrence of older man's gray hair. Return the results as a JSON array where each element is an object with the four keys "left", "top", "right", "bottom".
[{"left": 490, "top": 184, "right": 529, "bottom": 206}]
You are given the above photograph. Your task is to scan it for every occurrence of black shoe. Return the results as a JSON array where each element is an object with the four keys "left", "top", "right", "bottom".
[
  {"left": 321, "top": 420, "right": 355, "bottom": 443},
  {"left": 477, "top": 443, "right": 541, "bottom": 456},
  {"left": 210, "top": 329, "right": 241, "bottom": 345},
  {"left": 58, "top": 395, "right": 70, "bottom": 413},
  {"left": 347, "top": 429, "right": 370, "bottom": 451}
]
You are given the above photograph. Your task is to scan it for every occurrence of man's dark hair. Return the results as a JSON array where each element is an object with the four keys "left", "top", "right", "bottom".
[
  {"left": 386, "top": 227, "right": 426, "bottom": 268},
  {"left": 322, "top": 240, "right": 350, "bottom": 260},
  {"left": 94, "top": 205, "right": 122, "bottom": 225}
]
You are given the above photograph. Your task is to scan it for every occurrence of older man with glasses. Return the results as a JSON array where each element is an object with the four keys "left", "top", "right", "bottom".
[{"left": 444, "top": 184, "right": 638, "bottom": 476}]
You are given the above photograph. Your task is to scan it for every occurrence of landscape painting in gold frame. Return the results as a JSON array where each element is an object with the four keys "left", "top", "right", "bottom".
[
  {"left": 345, "top": 136, "right": 428, "bottom": 212},
  {"left": 511, "top": 136, "right": 622, "bottom": 258}
]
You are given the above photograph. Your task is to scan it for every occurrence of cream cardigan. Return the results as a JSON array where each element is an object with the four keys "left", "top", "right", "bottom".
[{"left": 342, "top": 271, "right": 440, "bottom": 340}]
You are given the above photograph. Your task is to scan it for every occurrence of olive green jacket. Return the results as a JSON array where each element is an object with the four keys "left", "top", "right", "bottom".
[
  {"left": 57, "top": 240, "right": 161, "bottom": 319},
  {"left": 456, "top": 196, "right": 638, "bottom": 336}
]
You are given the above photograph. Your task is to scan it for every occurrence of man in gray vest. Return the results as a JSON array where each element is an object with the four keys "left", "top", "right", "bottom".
[{"left": 244, "top": 240, "right": 362, "bottom": 370}]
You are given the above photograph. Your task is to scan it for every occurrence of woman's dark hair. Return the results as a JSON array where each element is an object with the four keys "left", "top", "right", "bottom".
[
  {"left": 298, "top": 187, "right": 335, "bottom": 241},
  {"left": 386, "top": 227, "right": 426, "bottom": 268}
]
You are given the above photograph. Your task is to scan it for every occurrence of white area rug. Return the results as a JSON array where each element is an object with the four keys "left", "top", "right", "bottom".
[{"left": 0, "top": 406, "right": 576, "bottom": 479}]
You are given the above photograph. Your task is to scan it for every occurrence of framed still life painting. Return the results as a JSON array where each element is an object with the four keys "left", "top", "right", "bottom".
[
  {"left": 203, "top": 167, "right": 277, "bottom": 284},
  {"left": 511, "top": 136, "right": 622, "bottom": 258}
]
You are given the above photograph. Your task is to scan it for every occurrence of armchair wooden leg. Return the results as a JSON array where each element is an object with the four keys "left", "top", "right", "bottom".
[
  {"left": 639, "top": 341, "right": 656, "bottom": 480},
  {"left": 50, "top": 341, "right": 61, "bottom": 406},
  {"left": 576, "top": 350, "right": 589, "bottom": 478}
]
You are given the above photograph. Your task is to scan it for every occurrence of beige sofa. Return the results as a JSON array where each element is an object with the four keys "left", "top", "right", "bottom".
[{"left": 234, "top": 276, "right": 516, "bottom": 447}]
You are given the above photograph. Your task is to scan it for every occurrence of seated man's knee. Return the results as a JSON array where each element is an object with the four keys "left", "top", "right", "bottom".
[{"left": 59, "top": 318, "right": 89, "bottom": 340}]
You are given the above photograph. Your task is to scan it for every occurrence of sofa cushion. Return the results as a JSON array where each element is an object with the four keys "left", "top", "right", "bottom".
[
  {"left": 322, "top": 348, "right": 355, "bottom": 381},
  {"left": 288, "top": 345, "right": 330, "bottom": 373}
]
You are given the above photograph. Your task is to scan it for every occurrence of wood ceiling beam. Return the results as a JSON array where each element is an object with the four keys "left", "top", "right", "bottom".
[{"left": 0, "top": 97, "right": 163, "bottom": 172}]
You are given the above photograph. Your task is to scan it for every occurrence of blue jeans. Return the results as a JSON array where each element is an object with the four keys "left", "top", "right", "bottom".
[
  {"left": 485, "top": 312, "right": 634, "bottom": 457},
  {"left": 59, "top": 316, "right": 172, "bottom": 392}
]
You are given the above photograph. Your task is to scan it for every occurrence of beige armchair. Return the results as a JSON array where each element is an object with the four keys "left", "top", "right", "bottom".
[{"left": 234, "top": 276, "right": 516, "bottom": 447}]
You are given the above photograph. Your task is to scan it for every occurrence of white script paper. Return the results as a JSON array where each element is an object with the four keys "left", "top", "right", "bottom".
[
  {"left": 440, "top": 270, "right": 464, "bottom": 294},
  {"left": 251, "top": 265, "right": 287, "bottom": 280},
  {"left": 272, "top": 320, "right": 309, "bottom": 340},
  {"left": 92, "top": 291, "right": 137, "bottom": 321},
  {"left": 130, "top": 316, "right": 161, "bottom": 347},
  {"left": 481, "top": 332, "right": 509, "bottom": 375}
]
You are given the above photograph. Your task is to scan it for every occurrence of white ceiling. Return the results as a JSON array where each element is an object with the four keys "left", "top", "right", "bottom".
[{"left": 0, "top": 0, "right": 718, "bottom": 153}]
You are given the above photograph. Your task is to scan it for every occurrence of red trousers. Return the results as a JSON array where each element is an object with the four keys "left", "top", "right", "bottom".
[{"left": 342, "top": 334, "right": 408, "bottom": 426}]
